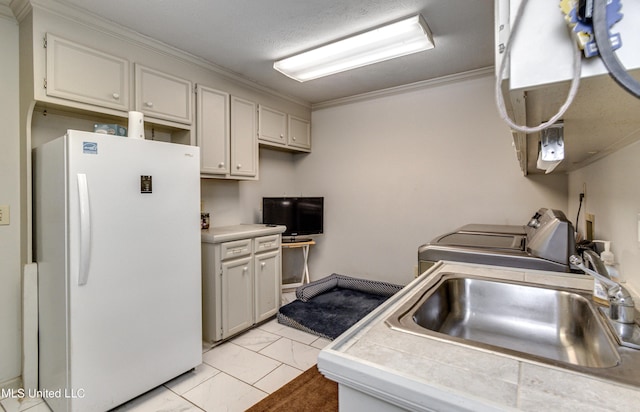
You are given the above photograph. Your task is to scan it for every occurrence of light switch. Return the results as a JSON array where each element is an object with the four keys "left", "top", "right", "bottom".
[{"left": 0, "top": 205, "right": 9, "bottom": 225}]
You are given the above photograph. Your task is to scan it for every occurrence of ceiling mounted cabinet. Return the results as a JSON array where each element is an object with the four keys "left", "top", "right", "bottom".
[{"left": 496, "top": 0, "right": 640, "bottom": 175}]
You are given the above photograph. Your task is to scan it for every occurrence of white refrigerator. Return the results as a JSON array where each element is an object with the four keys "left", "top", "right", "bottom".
[{"left": 33, "top": 130, "right": 202, "bottom": 412}]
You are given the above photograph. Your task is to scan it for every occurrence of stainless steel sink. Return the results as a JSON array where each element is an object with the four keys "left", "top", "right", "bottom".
[{"left": 387, "top": 274, "right": 621, "bottom": 369}]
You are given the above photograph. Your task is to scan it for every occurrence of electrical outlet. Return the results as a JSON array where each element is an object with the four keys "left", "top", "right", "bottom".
[
  {"left": 0, "top": 205, "right": 9, "bottom": 225},
  {"left": 586, "top": 213, "right": 595, "bottom": 241}
]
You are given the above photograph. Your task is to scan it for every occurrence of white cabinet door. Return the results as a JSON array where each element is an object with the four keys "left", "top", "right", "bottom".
[
  {"left": 288, "top": 115, "right": 311, "bottom": 151},
  {"left": 254, "top": 250, "right": 281, "bottom": 323},
  {"left": 221, "top": 256, "right": 253, "bottom": 338},
  {"left": 135, "top": 64, "right": 192, "bottom": 124},
  {"left": 46, "top": 33, "right": 129, "bottom": 111},
  {"left": 258, "top": 105, "right": 287, "bottom": 145},
  {"left": 197, "top": 85, "right": 230, "bottom": 175},
  {"left": 230, "top": 96, "right": 258, "bottom": 177}
]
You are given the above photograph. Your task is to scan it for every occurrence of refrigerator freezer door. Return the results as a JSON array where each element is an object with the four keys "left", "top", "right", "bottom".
[{"left": 46, "top": 131, "right": 201, "bottom": 411}]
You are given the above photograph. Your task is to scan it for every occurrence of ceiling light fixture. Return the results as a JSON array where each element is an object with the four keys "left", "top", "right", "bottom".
[{"left": 273, "top": 15, "right": 434, "bottom": 82}]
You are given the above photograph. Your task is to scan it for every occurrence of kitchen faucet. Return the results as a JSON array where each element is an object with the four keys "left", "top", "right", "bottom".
[
  {"left": 570, "top": 251, "right": 635, "bottom": 324},
  {"left": 570, "top": 252, "right": 640, "bottom": 350}
]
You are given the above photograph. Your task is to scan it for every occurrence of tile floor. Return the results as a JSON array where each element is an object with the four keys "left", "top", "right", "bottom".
[{"left": 1, "top": 297, "right": 331, "bottom": 412}]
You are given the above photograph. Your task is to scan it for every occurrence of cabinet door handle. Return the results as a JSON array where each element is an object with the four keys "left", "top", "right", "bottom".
[
  {"left": 279, "top": 134, "right": 284, "bottom": 139},
  {"left": 261, "top": 262, "right": 266, "bottom": 269},
  {"left": 242, "top": 266, "right": 248, "bottom": 272},
  {"left": 218, "top": 162, "right": 225, "bottom": 168},
  {"left": 112, "top": 93, "right": 120, "bottom": 100},
  {"left": 292, "top": 136, "right": 297, "bottom": 141},
  {"left": 236, "top": 164, "right": 242, "bottom": 169},
  {"left": 145, "top": 101, "right": 154, "bottom": 108}
]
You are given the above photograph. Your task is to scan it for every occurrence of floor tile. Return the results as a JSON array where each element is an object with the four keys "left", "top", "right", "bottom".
[
  {"left": 19, "top": 404, "right": 50, "bottom": 412},
  {"left": 259, "top": 337, "right": 320, "bottom": 370},
  {"left": 203, "top": 342, "right": 280, "bottom": 384},
  {"left": 258, "top": 319, "right": 319, "bottom": 345},
  {"left": 2, "top": 323, "right": 320, "bottom": 412},
  {"left": 253, "top": 364, "right": 303, "bottom": 394},
  {"left": 164, "top": 363, "right": 220, "bottom": 395},
  {"left": 281, "top": 291, "right": 296, "bottom": 304},
  {"left": 231, "top": 328, "right": 281, "bottom": 352},
  {"left": 202, "top": 341, "right": 215, "bottom": 353},
  {"left": 1, "top": 395, "right": 47, "bottom": 412},
  {"left": 182, "top": 373, "right": 266, "bottom": 412},
  {"left": 311, "top": 337, "right": 332, "bottom": 349},
  {"left": 111, "top": 386, "right": 200, "bottom": 411}
]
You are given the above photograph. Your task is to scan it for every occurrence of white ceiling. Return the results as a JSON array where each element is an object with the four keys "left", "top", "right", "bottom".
[{"left": 54, "top": 0, "right": 495, "bottom": 105}]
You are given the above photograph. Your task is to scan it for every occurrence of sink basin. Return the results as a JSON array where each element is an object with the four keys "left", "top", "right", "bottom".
[{"left": 387, "top": 274, "right": 620, "bottom": 368}]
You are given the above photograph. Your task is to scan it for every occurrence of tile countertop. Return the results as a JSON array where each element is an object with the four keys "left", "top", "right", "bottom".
[
  {"left": 318, "top": 261, "right": 640, "bottom": 412},
  {"left": 201, "top": 224, "right": 286, "bottom": 244}
]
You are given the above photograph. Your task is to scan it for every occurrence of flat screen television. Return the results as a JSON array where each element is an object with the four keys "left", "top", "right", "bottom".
[{"left": 262, "top": 197, "right": 324, "bottom": 241}]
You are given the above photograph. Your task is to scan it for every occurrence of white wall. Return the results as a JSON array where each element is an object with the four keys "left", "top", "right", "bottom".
[
  {"left": 0, "top": 14, "right": 22, "bottom": 385},
  {"left": 200, "top": 148, "right": 297, "bottom": 227},
  {"left": 295, "top": 74, "right": 569, "bottom": 285},
  {"left": 568, "top": 140, "right": 640, "bottom": 295}
]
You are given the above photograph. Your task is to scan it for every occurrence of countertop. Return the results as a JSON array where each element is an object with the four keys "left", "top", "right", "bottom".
[
  {"left": 318, "top": 261, "right": 640, "bottom": 411},
  {"left": 200, "top": 224, "right": 286, "bottom": 244}
]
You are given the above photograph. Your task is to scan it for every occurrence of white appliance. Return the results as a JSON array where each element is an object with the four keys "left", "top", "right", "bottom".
[{"left": 33, "top": 130, "right": 202, "bottom": 412}]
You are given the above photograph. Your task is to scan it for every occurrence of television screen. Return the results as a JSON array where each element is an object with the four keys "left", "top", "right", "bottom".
[{"left": 263, "top": 197, "right": 324, "bottom": 238}]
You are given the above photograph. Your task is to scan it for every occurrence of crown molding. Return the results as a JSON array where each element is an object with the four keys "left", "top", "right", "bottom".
[
  {"left": 1, "top": 0, "right": 15, "bottom": 20},
  {"left": 9, "top": 0, "right": 29, "bottom": 21},
  {"left": 312, "top": 67, "right": 495, "bottom": 110}
]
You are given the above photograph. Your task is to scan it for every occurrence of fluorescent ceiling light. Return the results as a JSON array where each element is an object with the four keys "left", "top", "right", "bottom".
[{"left": 273, "top": 15, "right": 434, "bottom": 82}]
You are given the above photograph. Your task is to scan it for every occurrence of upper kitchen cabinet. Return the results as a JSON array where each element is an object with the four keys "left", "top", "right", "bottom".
[
  {"left": 45, "top": 34, "right": 129, "bottom": 112},
  {"left": 258, "top": 105, "right": 311, "bottom": 153},
  {"left": 38, "top": 33, "right": 194, "bottom": 133},
  {"left": 197, "top": 85, "right": 258, "bottom": 179},
  {"left": 288, "top": 115, "right": 311, "bottom": 151},
  {"left": 135, "top": 64, "right": 192, "bottom": 125},
  {"left": 197, "top": 85, "right": 230, "bottom": 175},
  {"left": 18, "top": 1, "right": 310, "bottom": 150},
  {"left": 258, "top": 105, "right": 287, "bottom": 146},
  {"left": 496, "top": 0, "right": 640, "bottom": 175},
  {"left": 230, "top": 96, "right": 258, "bottom": 178}
]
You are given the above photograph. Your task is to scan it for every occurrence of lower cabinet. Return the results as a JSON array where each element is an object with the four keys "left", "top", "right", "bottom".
[
  {"left": 221, "top": 255, "right": 254, "bottom": 338},
  {"left": 202, "top": 234, "right": 282, "bottom": 342},
  {"left": 254, "top": 250, "right": 281, "bottom": 323}
]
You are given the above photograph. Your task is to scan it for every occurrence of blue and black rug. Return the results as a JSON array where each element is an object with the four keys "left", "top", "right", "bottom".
[{"left": 277, "top": 274, "right": 403, "bottom": 340}]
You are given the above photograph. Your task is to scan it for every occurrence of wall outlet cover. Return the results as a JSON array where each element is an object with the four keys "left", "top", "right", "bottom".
[{"left": 0, "top": 205, "right": 9, "bottom": 225}]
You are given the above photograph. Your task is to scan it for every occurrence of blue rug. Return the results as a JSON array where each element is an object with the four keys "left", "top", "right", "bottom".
[{"left": 277, "top": 277, "right": 401, "bottom": 340}]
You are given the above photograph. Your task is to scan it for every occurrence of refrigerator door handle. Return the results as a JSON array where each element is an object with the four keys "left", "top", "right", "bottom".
[{"left": 77, "top": 173, "right": 91, "bottom": 286}]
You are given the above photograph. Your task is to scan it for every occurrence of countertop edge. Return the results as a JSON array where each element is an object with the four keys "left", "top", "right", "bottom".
[{"left": 201, "top": 224, "right": 286, "bottom": 243}]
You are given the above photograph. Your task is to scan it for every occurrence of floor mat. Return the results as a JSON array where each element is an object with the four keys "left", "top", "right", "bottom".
[{"left": 277, "top": 287, "right": 392, "bottom": 340}]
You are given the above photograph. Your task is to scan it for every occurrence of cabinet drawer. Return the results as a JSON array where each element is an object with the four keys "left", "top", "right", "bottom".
[
  {"left": 254, "top": 235, "right": 280, "bottom": 253},
  {"left": 220, "top": 239, "right": 251, "bottom": 260}
]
